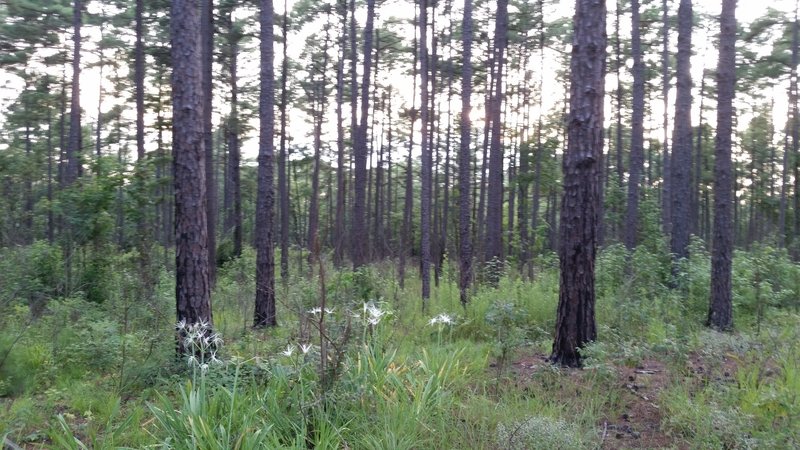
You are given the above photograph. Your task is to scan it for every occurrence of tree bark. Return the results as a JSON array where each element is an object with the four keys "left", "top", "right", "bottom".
[
  {"left": 172, "top": 0, "right": 213, "bottom": 348},
  {"left": 551, "top": 0, "right": 606, "bottom": 368},
  {"left": 420, "top": 0, "right": 432, "bottom": 302},
  {"left": 352, "top": 0, "right": 375, "bottom": 269},
  {"left": 279, "top": 0, "right": 290, "bottom": 279},
  {"left": 670, "top": 0, "right": 693, "bottom": 261},
  {"left": 624, "top": 0, "right": 645, "bottom": 251},
  {"left": 334, "top": 0, "right": 348, "bottom": 266},
  {"left": 708, "top": 0, "right": 736, "bottom": 331},
  {"left": 660, "top": 0, "right": 671, "bottom": 235},
  {"left": 255, "top": 0, "right": 277, "bottom": 328},
  {"left": 485, "top": 0, "right": 509, "bottom": 284},
  {"left": 202, "top": 0, "right": 217, "bottom": 285},
  {"left": 66, "top": 0, "right": 82, "bottom": 184}
]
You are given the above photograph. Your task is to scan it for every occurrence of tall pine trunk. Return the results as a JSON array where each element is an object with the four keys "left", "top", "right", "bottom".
[
  {"left": 458, "top": 0, "right": 473, "bottom": 305},
  {"left": 551, "top": 0, "right": 606, "bottom": 368},
  {"left": 708, "top": 0, "right": 737, "bottom": 330},
  {"left": 670, "top": 0, "right": 693, "bottom": 261},
  {"left": 485, "top": 0, "right": 509, "bottom": 284},
  {"left": 254, "top": 0, "right": 277, "bottom": 328},
  {"left": 624, "top": 0, "right": 645, "bottom": 250},
  {"left": 352, "top": 0, "right": 376, "bottom": 269},
  {"left": 172, "top": 0, "right": 213, "bottom": 349}
]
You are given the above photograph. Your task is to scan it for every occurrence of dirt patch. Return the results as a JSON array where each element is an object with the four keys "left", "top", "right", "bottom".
[
  {"left": 600, "top": 360, "right": 680, "bottom": 449},
  {"left": 505, "top": 355, "right": 685, "bottom": 449}
]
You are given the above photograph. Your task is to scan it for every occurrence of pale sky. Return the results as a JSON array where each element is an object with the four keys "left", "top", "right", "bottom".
[{"left": 0, "top": 0, "right": 796, "bottom": 161}]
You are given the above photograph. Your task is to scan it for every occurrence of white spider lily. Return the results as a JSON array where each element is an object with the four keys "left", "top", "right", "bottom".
[
  {"left": 176, "top": 319, "right": 187, "bottom": 331},
  {"left": 308, "top": 307, "right": 322, "bottom": 315},
  {"left": 281, "top": 344, "right": 296, "bottom": 357},
  {"left": 428, "top": 314, "right": 455, "bottom": 326},
  {"left": 300, "top": 343, "right": 313, "bottom": 354},
  {"left": 210, "top": 351, "right": 223, "bottom": 365},
  {"left": 199, "top": 363, "right": 209, "bottom": 374}
]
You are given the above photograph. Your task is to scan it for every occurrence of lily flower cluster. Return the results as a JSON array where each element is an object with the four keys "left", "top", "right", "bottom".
[
  {"left": 428, "top": 313, "right": 455, "bottom": 326},
  {"left": 280, "top": 343, "right": 314, "bottom": 358},
  {"left": 357, "top": 301, "right": 391, "bottom": 326},
  {"left": 176, "top": 319, "right": 224, "bottom": 372},
  {"left": 307, "top": 307, "right": 335, "bottom": 316}
]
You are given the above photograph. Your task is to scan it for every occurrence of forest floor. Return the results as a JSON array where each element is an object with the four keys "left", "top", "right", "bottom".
[{"left": 2, "top": 248, "right": 800, "bottom": 448}]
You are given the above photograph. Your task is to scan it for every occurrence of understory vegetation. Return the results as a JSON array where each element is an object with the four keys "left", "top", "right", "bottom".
[{"left": 1, "top": 238, "right": 799, "bottom": 449}]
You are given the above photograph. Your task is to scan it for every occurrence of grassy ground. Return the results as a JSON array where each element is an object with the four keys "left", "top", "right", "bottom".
[{"left": 1, "top": 242, "right": 799, "bottom": 448}]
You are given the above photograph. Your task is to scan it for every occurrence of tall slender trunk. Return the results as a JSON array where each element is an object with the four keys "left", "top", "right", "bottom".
[
  {"left": 307, "top": 22, "right": 331, "bottom": 265},
  {"left": 94, "top": 17, "right": 105, "bottom": 159},
  {"left": 485, "top": 0, "right": 509, "bottom": 284},
  {"left": 279, "top": 0, "right": 290, "bottom": 278},
  {"left": 624, "top": 0, "right": 645, "bottom": 250},
  {"left": 135, "top": 0, "right": 145, "bottom": 162},
  {"left": 670, "top": 0, "right": 693, "bottom": 261},
  {"left": 227, "top": 10, "right": 242, "bottom": 258},
  {"left": 458, "top": 0, "right": 473, "bottom": 304},
  {"left": 708, "top": 0, "right": 736, "bottom": 330},
  {"left": 47, "top": 109, "right": 54, "bottom": 243},
  {"left": 351, "top": 0, "right": 375, "bottom": 268},
  {"left": 202, "top": 0, "right": 217, "bottom": 285},
  {"left": 661, "top": 0, "right": 671, "bottom": 234},
  {"left": 66, "top": 0, "right": 82, "bottom": 184},
  {"left": 334, "top": 0, "right": 348, "bottom": 266},
  {"left": 419, "top": 0, "right": 432, "bottom": 303},
  {"left": 255, "top": 0, "right": 277, "bottom": 328},
  {"left": 399, "top": 6, "right": 418, "bottom": 288}
]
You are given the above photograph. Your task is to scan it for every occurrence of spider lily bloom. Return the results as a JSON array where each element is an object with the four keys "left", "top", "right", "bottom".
[
  {"left": 176, "top": 319, "right": 187, "bottom": 331},
  {"left": 300, "top": 343, "right": 313, "bottom": 354},
  {"left": 281, "top": 344, "right": 296, "bottom": 357},
  {"left": 428, "top": 314, "right": 455, "bottom": 326}
]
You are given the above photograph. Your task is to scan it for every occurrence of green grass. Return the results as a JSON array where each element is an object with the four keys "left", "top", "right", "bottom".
[{"left": 1, "top": 242, "right": 799, "bottom": 448}]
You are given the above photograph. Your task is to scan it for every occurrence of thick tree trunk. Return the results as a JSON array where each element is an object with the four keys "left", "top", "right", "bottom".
[
  {"left": 708, "top": 0, "right": 736, "bottom": 331},
  {"left": 551, "top": 0, "right": 606, "bottom": 368},
  {"left": 172, "top": 0, "right": 213, "bottom": 349},
  {"left": 255, "top": 0, "right": 277, "bottom": 328}
]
